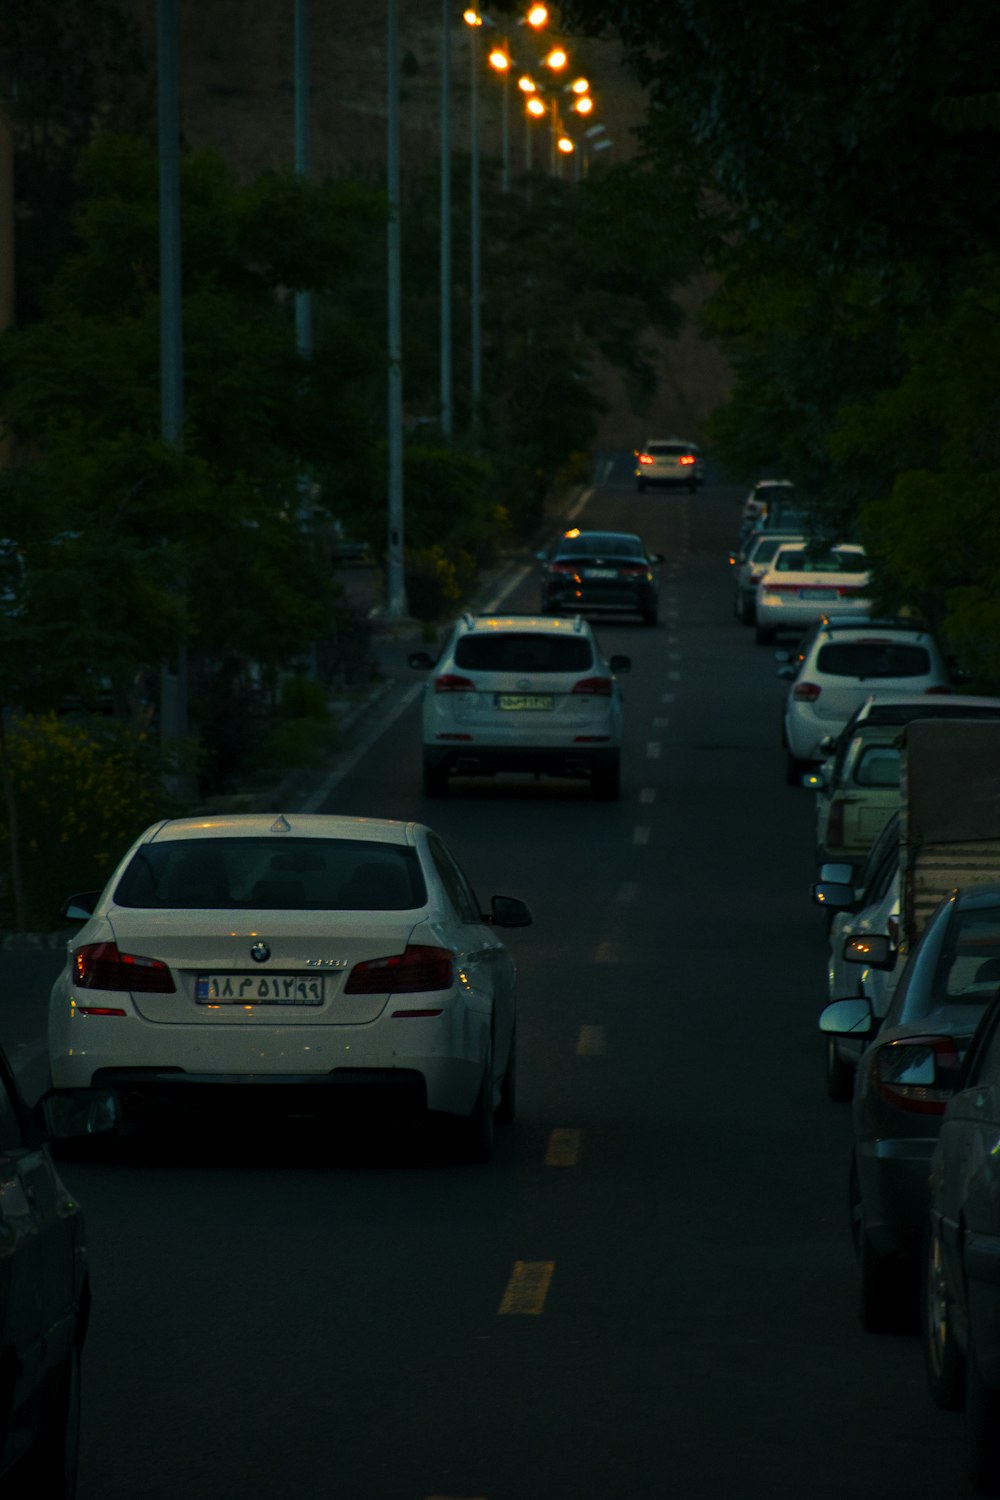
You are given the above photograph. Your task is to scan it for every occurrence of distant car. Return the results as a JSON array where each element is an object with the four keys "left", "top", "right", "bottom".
[
  {"left": 0, "top": 1048, "right": 118, "bottom": 1495},
  {"left": 741, "top": 479, "right": 796, "bottom": 523},
  {"left": 48, "top": 814, "right": 532, "bottom": 1163},
  {"left": 924, "top": 984, "right": 1000, "bottom": 1492},
  {"left": 754, "top": 542, "right": 870, "bottom": 644},
  {"left": 634, "top": 438, "right": 703, "bottom": 492},
  {"left": 819, "top": 886, "right": 1000, "bottom": 1334},
  {"left": 777, "top": 617, "right": 954, "bottom": 783},
  {"left": 729, "top": 530, "right": 805, "bottom": 625},
  {"left": 410, "top": 613, "right": 630, "bottom": 800},
  {"left": 537, "top": 529, "right": 663, "bottom": 625}
]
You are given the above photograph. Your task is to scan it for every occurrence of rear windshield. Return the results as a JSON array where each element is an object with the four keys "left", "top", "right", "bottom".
[
  {"left": 816, "top": 643, "right": 931, "bottom": 678},
  {"left": 774, "top": 549, "right": 864, "bottom": 572},
  {"left": 852, "top": 746, "right": 900, "bottom": 788},
  {"left": 647, "top": 443, "right": 689, "bottom": 457},
  {"left": 556, "top": 534, "right": 642, "bottom": 558},
  {"left": 113, "top": 838, "right": 427, "bottom": 910},
  {"left": 454, "top": 633, "right": 593, "bottom": 673}
]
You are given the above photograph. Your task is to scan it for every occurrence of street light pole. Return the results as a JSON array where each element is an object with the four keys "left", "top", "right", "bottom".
[
  {"left": 468, "top": 15, "right": 482, "bottom": 416},
  {"left": 385, "top": 0, "right": 406, "bottom": 618},
  {"left": 439, "top": 0, "right": 453, "bottom": 437},
  {"left": 293, "top": 0, "right": 311, "bottom": 362}
]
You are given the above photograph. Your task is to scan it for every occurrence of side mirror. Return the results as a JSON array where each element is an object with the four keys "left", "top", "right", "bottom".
[
  {"left": 63, "top": 891, "right": 100, "bottom": 921},
  {"left": 408, "top": 651, "right": 435, "bottom": 670},
  {"left": 801, "top": 770, "right": 825, "bottom": 791},
  {"left": 811, "top": 880, "right": 855, "bottom": 911},
  {"left": 488, "top": 895, "right": 532, "bottom": 928},
  {"left": 777, "top": 665, "right": 796, "bottom": 680},
  {"left": 535, "top": 549, "right": 548, "bottom": 562},
  {"left": 38, "top": 1087, "right": 120, "bottom": 1141},
  {"left": 773, "top": 649, "right": 792, "bottom": 664},
  {"left": 819, "top": 862, "right": 854, "bottom": 884},
  {"left": 819, "top": 996, "right": 875, "bottom": 1039},
  {"left": 843, "top": 932, "right": 895, "bottom": 970},
  {"left": 610, "top": 655, "right": 631, "bottom": 674}
]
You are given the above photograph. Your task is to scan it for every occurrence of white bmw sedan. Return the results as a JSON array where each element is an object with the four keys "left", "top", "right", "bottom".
[{"left": 48, "top": 814, "right": 531, "bottom": 1161}]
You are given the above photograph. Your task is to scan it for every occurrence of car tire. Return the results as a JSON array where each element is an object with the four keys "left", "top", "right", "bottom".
[
  {"left": 755, "top": 623, "right": 776, "bottom": 645},
  {"left": 851, "top": 1157, "right": 918, "bottom": 1334},
  {"left": 825, "top": 1036, "right": 855, "bottom": 1102},
  {"left": 422, "top": 755, "right": 448, "bottom": 798},
  {"left": 592, "top": 757, "right": 620, "bottom": 801},
  {"left": 461, "top": 1032, "right": 495, "bottom": 1164},
  {"left": 15, "top": 1342, "right": 81, "bottom": 1500},
  {"left": 496, "top": 1026, "right": 516, "bottom": 1126},
  {"left": 968, "top": 1329, "right": 1000, "bottom": 1494},
  {"left": 688, "top": 483, "right": 698, "bottom": 494},
  {"left": 738, "top": 596, "right": 755, "bottom": 625},
  {"left": 923, "top": 1222, "right": 965, "bottom": 1411},
  {"left": 636, "top": 480, "right": 646, "bottom": 493}
]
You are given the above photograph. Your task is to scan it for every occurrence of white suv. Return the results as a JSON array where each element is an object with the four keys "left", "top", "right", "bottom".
[
  {"left": 777, "top": 617, "right": 953, "bottom": 784},
  {"left": 409, "top": 614, "right": 630, "bottom": 800}
]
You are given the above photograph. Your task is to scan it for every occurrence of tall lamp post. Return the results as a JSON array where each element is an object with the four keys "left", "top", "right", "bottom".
[
  {"left": 439, "top": 0, "right": 452, "bottom": 436},
  {"left": 385, "top": 0, "right": 406, "bottom": 617},
  {"left": 463, "top": 10, "right": 483, "bottom": 417}
]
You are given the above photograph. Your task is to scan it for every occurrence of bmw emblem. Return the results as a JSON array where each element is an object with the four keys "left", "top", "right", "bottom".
[{"left": 250, "top": 942, "right": 271, "bottom": 963}]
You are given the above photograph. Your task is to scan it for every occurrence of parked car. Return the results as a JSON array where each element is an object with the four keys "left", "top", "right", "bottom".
[
  {"left": 741, "top": 478, "right": 796, "bottom": 525},
  {"left": 634, "top": 438, "right": 703, "bottom": 492},
  {"left": 410, "top": 613, "right": 630, "bottom": 800},
  {"left": 812, "top": 725, "right": 901, "bottom": 873},
  {"left": 754, "top": 542, "right": 870, "bottom": 644},
  {"left": 924, "top": 982, "right": 1000, "bottom": 1492},
  {"left": 0, "top": 1049, "right": 118, "bottom": 1495},
  {"left": 729, "top": 529, "right": 805, "bottom": 625},
  {"left": 818, "top": 690, "right": 1000, "bottom": 766},
  {"left": 777, "top": 617, "right": 954, "bottom": 784},
  {"left": 48, "top": 814, "right": 532, "bottom": 1163},
  {"left": 537, "top": 529, "right": 664, "bottom": 625},
  {"left": 819, "top": 886, "right": 1000, "bottom": 1333}
]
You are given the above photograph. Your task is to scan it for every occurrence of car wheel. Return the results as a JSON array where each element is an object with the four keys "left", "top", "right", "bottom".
[
  {"left": 825, "top": 1036, "right": 855, "bottom": 1102},
  {"left": 755, "top": 623, "right": 776, "bottom": 645},
  {"left": 738, "top": 595, "right": 755, "bottom": 625},
  {"left": 923, "top": 1222, "right": 965, "bottom": 1410},
  {"left": 422, "top": 754, "right": 448, "bottom": 798},
  {"left": 636, "top": 480, "right": 646, "bottom": 493},
  {"left": 592, "top": 757, "right": 620, "bottom": 801},
  {"left": 851, "top": 1157, "right": 918, "bottom": 1333},
  {"left": 968, "top": 1329, "right": 1000, "bottom": 1494},
  {"left": 15, "top": 1342, "right": 81, "bottom": 1499},
  {"left": 496, "top": 1026, "right": 516, "bottom": 1126},
  {"left": 688, "top": 483, "right": 698, "bottom": 494},
  {"left": 460, "top": 1032, "right": 495, "bottom": 1164}
]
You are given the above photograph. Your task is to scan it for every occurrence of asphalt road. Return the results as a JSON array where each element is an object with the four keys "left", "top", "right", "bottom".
[{"left": 0, "top": 466, "right": 969, "bottom": 1498}]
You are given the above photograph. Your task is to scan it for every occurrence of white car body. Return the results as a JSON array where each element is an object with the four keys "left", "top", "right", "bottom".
[
  {"left": 755, "top": 543, "right": 870, "bottom": 642},
  {"left": 634, "top": 438, "right": 703, "bottom": 491},
  {"left": 48, "top": 814, "right": 529, "bottom": 1152},
  {"left": 731, "top": 530, "right": 805, "bottom": 624},
  {"left": 411, "top": 613, "right": 628, "bottom": 800}
]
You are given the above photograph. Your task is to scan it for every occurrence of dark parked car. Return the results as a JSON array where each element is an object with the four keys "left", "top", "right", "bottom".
[
  {"left": 819, "top": 885, "right": 1000, "bottom": 1333},
  {"left": 924, "top": 983, "right": 1000, "bottom": 1493},
  {"left": 1, "top": 1049, "right": 117, "bottom": 1496},
  {"left": 537, "top": 528, "right": 664, "bottom": 625}
]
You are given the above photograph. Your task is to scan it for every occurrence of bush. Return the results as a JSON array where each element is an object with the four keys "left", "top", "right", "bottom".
[{"left": 0, "top": 712, "right": 167, "bottom": 930}]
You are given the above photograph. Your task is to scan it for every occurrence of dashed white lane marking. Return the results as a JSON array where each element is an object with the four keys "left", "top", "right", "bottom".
[
  {"left": 577, "top": 1024, "right": 606, "bottom": 1055},
  {"left": 640, "top": 787, "right": 656, "bottom": 804},
  {"left": 633, "top": 826, "right": 651, "bottom": 846},
  {"left": 661, "top": 693, "right": 676, "bottom": 703},
  {"left": 653, "top": 716, "right": 670, "bottom": 728},
  {"left": 646, "top": 741, "right": 662, "bottom": 759},
  {"left": 668, "top": 670, "right": 681, "bottom": 681}
]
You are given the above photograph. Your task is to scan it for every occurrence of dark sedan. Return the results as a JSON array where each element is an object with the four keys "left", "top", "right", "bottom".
[{"left": 537, "top": 528, "right": 664, "bottom": 625}]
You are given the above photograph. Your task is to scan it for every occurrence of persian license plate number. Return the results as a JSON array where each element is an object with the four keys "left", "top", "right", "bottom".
[
  {"left": 583, "top": 567, "right": 617, "bottom": 578},
  {"left": 495, "top": 694, "right": 554, "bottom": 711},
  {"left": 196, "top": 974, "right": 325, "bottom": 1005},
  {"left": 803, "top": 588, "right": 837, "bottom": 600}
]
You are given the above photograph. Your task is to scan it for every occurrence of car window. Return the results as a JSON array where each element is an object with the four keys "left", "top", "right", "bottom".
[
  {"left": 815, "top": 642, "right": 931, "bottom": 678},
  {"left": 113, "top": 838, "right": 427, "bottom": 910},
  {"left": 454, "top": 633, "right": 593, "bottom": 673},
  {"left": 427, "top": 837, "right": 481, "bottom": 924},
  {"left": 853, "top": 746, "right": 900, "bottom": 788},
  {"left": 899, "top": 903, "right": 1000, "bottom": 1024},
  {"left": 775, "top": 549, "right": 864, "bottom": 573},
  {"left": 557, "top": 535, "right": 641, "bottom": 558},
  {"left": 647, "top": 443, "right": 687, "bottom": 457}
]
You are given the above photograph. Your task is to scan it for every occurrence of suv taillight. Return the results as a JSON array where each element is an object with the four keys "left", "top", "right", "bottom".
[
  {"left": 73, "top": 942, "right": 175, "bottom": 993},
  {"left": 548, "top": 561, "right": 578, "bottom": 576},
  {"left": 572, "top": 676, "right": 613, "bottom": 696},
  {"left": 792, "top": 681, "right": 821, "bottom": 701},
  {"left": 679, "top": 454, "right": 695, "bottom": 466},
  {"left": 344, "top": 944, "right": 454, "bottom": 994},
  {"left": 434, "top": 674, "right": 475, "bottom": 694}
]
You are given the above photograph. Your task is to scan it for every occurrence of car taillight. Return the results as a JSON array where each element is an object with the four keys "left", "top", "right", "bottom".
[
  {"left": 572, "top": 676, "right": 613, "bottom": 696},
  {"left": 637, "top": 453, "right": 654, "bottom": 466},
  {"left": 872, "top": 1035, "right": 963, "bottom": 1115},
  {"left": 679, "top": 454, "right": 695, "bottom": 466},
  {"left": 548, "top": 561, "right": 578, "bottom": 576},
  {"left": 826, "top": 799, "right": 845, "bottom": 849},
  {"left": 836, "top": 585, "right": 866, "bottom": 597},
  {"left": 344, "top": 944, "right": 454, "bottom": 995},
  {"left": 73, "top": 942, "right": 175, "bottom": 993},
  {"left": 792, "top": 681, "right": 821, "bottom": 701},
  {"left": 619, "top": 564, "right": 648, "bottom": 577},
  {"left": 434, "top": 674, "right": 475, "bottom": 694},
  {"left": 924, "top": 685, "right": 950, "bottom": 694}
]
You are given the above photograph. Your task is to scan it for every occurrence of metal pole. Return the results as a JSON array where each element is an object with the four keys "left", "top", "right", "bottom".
[
  {"left": 439, "top": 0, "right": 452, "bottom": 437},
  {"left": 385, "top": 0, "right": 407, "bottom": 617},
  {"left": 469, "top": 20, "right": 482, "bottom": 414},
  {"left": 294, "top": 0, "right": 312, "bottom": 361}
]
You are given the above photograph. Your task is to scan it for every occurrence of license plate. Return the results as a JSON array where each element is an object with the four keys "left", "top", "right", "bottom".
[
  {"left": 196, "top": 974, "right": 325, "bottom": 1005},
  {"left": 495, "top": 694, "right": 554, "bottom": 711},
  {"left": 583, "top": 567, "right": 617, "bottom": 578},
  {"left": 803, "top": 589, "right": 837, "bottom": 600}
]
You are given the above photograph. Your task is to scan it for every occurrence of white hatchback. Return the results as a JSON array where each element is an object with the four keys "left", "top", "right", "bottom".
[
  {"left": 409, "top": 613, "right": 630, "bottom": 800},
  {"left": 48, "top": 814, "right": 532, "bottom": 1161}
]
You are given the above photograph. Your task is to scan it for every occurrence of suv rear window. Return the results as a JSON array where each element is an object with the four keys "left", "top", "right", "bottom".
[
  {"left": 816, "top": 642, "right": 931, "bottom": 678},
  {"left": 647, "top": 443, "right": 688, "bottom": 457},
  {"left": 455, "top": 633, "right": 593, "bottom": 673}
]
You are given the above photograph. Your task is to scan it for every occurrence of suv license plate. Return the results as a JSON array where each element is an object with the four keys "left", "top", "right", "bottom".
[{"left": 496, "top": 694, "right": 554, "bottom": 711}]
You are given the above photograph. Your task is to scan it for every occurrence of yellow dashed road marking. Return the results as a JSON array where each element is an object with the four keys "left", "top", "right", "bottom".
[{"left": 498, "top": 1260, "right": 555, "bottom": 1315}]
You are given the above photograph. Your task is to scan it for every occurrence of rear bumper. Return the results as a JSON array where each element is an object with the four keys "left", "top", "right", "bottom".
[
  {"left": 541, "top": 583, "right": 655, "bottom": 615},
  {"left": 91, "top": 1066, "right": 430, "bottom": 1122},
  {"left": 424, "top": 744, "right": 619, "bottom": 780}
]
